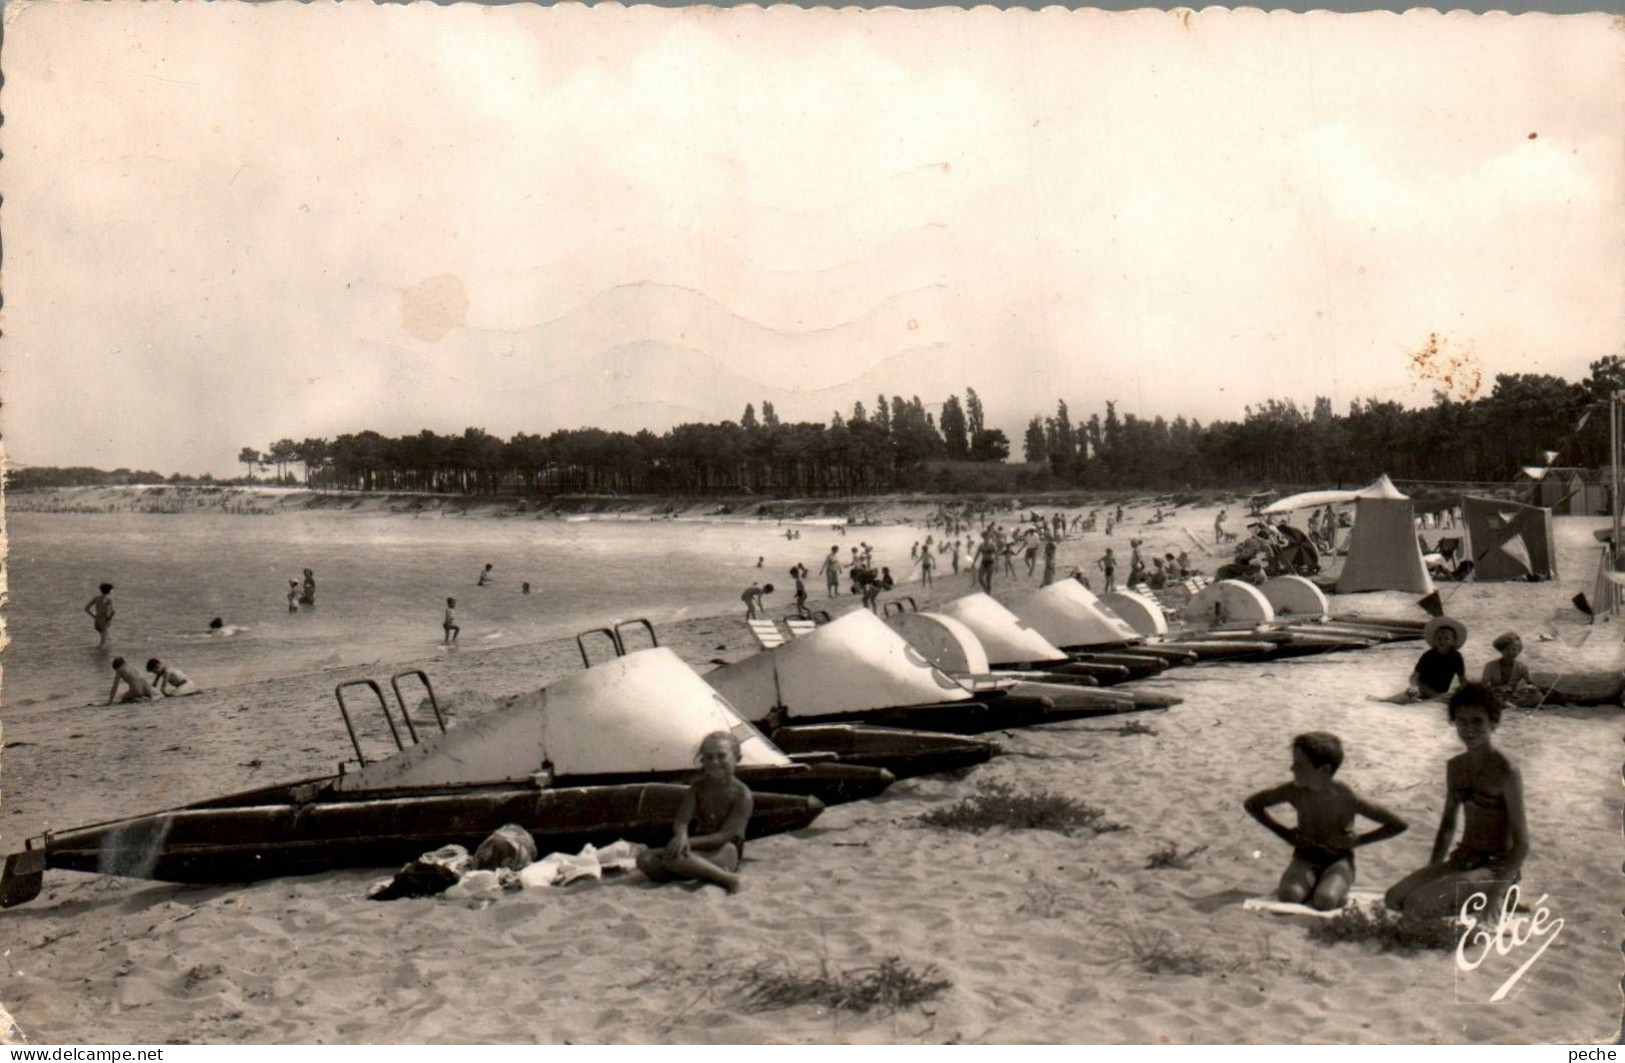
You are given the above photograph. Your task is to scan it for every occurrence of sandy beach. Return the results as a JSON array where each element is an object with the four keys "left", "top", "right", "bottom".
[{"left": 1, "top": 495, "right": 1619, "bottom": 1044}]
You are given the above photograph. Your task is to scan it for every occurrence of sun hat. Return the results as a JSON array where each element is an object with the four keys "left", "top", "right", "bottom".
[{"left": 1423, "top": 616, "right": 1468, "bottom": 646}]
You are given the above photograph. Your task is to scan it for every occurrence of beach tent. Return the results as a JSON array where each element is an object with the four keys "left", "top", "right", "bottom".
[
  {"left": 705, "top": 608, "right": 969, "bottom": 721},
  {"left": 1460, "top": 496, "right": 1557, "bottom": 581},
  {"left": 1335, "top": 475, "right": 1435, "bottom": 595},
  {"left": 338, "top": 647, "right": 786, "bottom": 790}
]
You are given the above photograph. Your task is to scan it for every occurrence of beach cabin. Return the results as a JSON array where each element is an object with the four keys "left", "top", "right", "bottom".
[{"left": 1518, "top": 466, "right": 1610, "bottom": 516}]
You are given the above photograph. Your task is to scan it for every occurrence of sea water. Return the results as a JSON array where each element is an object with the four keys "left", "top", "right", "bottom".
[{"left": 0, "top": 510, "right": 940, "bottom": 712}]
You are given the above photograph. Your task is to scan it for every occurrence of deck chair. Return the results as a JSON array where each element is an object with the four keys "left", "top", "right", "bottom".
[
  {"left": 784, "top": 618, "right": 818, "bottom": 639},
  {"left": 747, "top": 618, "right": 787, "bottom": 650}
]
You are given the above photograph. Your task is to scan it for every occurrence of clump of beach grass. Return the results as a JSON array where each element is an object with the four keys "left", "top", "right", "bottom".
[
  {"left": 1105, "top": 925, "right": 1283, "bottom": 978},
  {"left": 1306, "top": 906, "right": 1458, "bottom": 954},
  {"left": 1144, "top": 842, "right": 1209, "bottom": 870},
  {"left": 732, "top": 956, "right": 951, "bottom": 1015},
  {"left": 919, "top": 783, "right": 1126, "bottom": 836}
]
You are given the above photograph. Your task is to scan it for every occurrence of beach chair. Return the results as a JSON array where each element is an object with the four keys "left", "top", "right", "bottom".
[
  {"left": 747, "top": 618, "right": 788, "bottom": 650},
  {"left": 784, "top": 618, "right": 818, "bottom": 639}
]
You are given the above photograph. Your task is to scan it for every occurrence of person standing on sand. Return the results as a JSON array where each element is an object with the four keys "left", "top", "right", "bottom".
[
  {"left": 1041, "top": 537, "right": 1058, "bottom": 586},
  {"left": 1214, "top": 509, "right": 1228, "bottom": 544},
  {"left": 975, "top": 535, "right": 998, "bottom": 594},
  {"left": 442, "top": 598, "right": 461, "bottom": 644},
  {"left": 300, "top": 569, "right": 317, "bottom": 606},
  {"left": 820, "top": 546, "right": 843, "bottom": 597},
  {"left": 920, "top": 546, "right": 934, "bottom": 588},
  {"left": 287, "top": 580, "right": 301, "bottom": 612},
  {"left": 84, "top": 583, "right": 116, "bottom": 648},
  {"left": 1097, "top": 547, "right": 1117, "bottom": 593}
]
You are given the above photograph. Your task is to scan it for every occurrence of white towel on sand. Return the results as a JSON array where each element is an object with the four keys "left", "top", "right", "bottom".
[{"left": 1242, "top": 889, "right": 1386, "bottom": 919}]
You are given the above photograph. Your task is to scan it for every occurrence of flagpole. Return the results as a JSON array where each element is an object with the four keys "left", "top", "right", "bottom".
[{"left": 1613, "top": 391, "right": 1622, "bottom": 614}]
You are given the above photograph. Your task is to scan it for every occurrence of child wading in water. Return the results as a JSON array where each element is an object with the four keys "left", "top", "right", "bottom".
[
  {"left": 1244, "top": 732, "right": 1408, "bottom": 910},
  {"left": 636, "top": 731, "right": 753, "bottom": 894},
  {"left": 1386, "top": 683, "right": 1528, "bottom": 918}
]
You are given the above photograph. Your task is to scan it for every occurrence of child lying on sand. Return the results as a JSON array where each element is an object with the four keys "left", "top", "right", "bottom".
[
  {"left": 636, "top": 732, "right": 753, "bottom": 894},
  {"left": 1244, "top": 732, "right": 1407, "bottom": 911},
  {"left": 1386, "top": 683, "right": 1528, "bottom": 918}
]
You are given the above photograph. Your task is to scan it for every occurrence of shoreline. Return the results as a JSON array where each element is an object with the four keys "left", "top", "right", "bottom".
[{"left": 3, "top": 483, "right": 1259, "bottom": 522}]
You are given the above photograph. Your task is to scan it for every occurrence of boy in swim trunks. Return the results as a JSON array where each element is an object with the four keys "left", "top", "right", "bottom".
[
  {"left": 107, "top": 657, "right": 156, "bottom": 704},
  {"left": 1244, "top": 732, "right": 1408, "bottom": 911}
]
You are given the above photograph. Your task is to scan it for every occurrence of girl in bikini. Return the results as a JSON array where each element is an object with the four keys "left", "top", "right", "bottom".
[
  {"left": 1385, "top": 683, "right": 1529, "bottom": 918},
  {"left": 636, "top": 731, "right": 753, "bottom": 894}
]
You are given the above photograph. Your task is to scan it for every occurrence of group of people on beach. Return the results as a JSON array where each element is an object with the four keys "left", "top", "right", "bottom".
[
  {"left": 1247, "top": 676, "right": 1526, "bottom": 918},
  {"left": 86, "top": 581, "right": 207, "bottom": 704}
]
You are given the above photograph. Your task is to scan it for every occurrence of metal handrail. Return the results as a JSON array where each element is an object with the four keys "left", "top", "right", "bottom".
[
  {"left": 334, "top": 679, "right": 399, "bottom": 765},
  {"left": 613, "top": 618, "right": 659, "bottom": 654},
  {"left": 390, "top": 669, "right": 446, "bottom": 737},
  {"left": 576, "top": 627, "right": 621, "bottom": 668}
]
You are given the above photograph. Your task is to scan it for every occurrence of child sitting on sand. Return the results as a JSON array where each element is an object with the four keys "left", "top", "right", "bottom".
[
  {"left": 1244, "top": 732, "right": 1408, "bottom": 911},
  {"left": 107, "top": 657, "right": 157, "bottom": 705},
  {"left": 1385, "top": 683, "right": 1528, "bottom": 917},
  {"left": 636, "top": 731, "right": 753, "bottom": 894},
  {"left": 1405, "top": 617, "right": 1468, "bottom": 701},
  {"left": 1481, "top": 632, "right": 1541, "bottom": 709},
  {"left": 146, "top": 658, "right": 200, "bottom": 697}
]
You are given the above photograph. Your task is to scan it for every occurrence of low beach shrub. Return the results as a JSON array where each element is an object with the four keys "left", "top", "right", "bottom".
[
  {"left": 733, "top": 956, "right": 951, "bottom": 1015},
  {"left": 1144, "top": 842, "right": 1208, "bottom": 870},
  {"left": 1306, "top": 906, "right": 1458, "bottom": 953},
  {"left": 918, "top": 783, "right": 1126, "bottom": 836}
]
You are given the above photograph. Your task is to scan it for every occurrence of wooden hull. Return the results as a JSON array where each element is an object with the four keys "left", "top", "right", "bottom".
[
  {"left": 3, "top": 783, "right": 823, "bottom": 901},
  {"left": 769, "top": 725, "right": 997, "bottom": 778}
]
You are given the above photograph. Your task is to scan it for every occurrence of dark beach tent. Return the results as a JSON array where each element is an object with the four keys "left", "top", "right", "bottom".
[
  {"left": 1460, "top": 496, "right": 1557, "bottom": 581},
  {"left": 1334, "top": 475, "right": 1435, "bottom": 595}
]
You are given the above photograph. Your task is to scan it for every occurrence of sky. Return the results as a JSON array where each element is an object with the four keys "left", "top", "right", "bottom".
[{"left": 2, "top": 3, "right": 1621, "bottom": 477}]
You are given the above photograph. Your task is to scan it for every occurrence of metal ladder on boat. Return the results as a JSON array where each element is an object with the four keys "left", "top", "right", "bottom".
[
  {"left": 574, "top": 618, "right": 659, "bottom": 667},
  {"left": 332, "top": 668, "right": 447, "bottom": 767}
]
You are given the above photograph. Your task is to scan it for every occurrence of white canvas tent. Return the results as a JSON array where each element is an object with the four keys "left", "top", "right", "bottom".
[
  {"left": 1335, "top": 475, "right": 1435, "bottom": 595},
  {"left": 337, "top": 647, "right": 785, "bottom": 790},
  {"left": 705, "top": 608, "right": 970, "bottom": 721}
]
